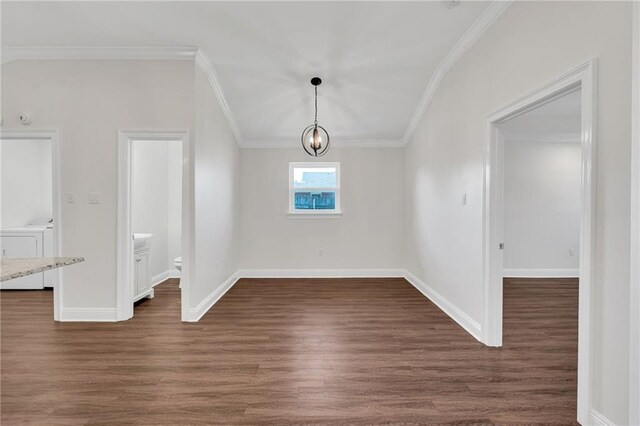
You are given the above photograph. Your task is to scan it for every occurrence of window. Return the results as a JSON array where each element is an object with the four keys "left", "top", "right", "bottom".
[{"left": 289, "top": 162, "right": 341, "bottom": 215}]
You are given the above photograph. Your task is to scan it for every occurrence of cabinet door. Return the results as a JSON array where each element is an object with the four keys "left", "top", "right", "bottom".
[
  {"left": 135, "top": 253, "right": 150, "bottom": 295},
  {"left": 1, "top": 236, "right": 43, "bottom": 289}
]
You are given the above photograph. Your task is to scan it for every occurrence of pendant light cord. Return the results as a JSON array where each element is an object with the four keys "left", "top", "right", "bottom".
[{"left": 314, "top": 85, "right": 318, "bottom": 126}]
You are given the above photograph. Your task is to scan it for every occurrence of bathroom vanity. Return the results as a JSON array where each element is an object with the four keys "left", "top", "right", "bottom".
[{"left": 133, "top": 234, "right": 154, "bottom": 302}]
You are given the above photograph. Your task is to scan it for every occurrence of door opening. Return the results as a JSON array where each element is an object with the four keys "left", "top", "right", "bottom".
[
  {"left": 117, "top": 131, "right": 190, "bottom": 321},
  {"left": 499, "top": 87, "right": 583, "bottom": 418},
  {"left": 0, "top": 131, "right": 62, "bottom": 319},
  {"left": 483, "top": 60, "right": 596, "bottom": 424}
]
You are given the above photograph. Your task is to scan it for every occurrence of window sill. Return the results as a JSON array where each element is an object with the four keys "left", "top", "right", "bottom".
[{"left": 287, "top": 211, "right": 343, "bottom": 219}]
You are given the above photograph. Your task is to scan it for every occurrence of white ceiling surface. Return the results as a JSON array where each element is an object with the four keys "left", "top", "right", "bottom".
[
  {"left": 500, "top": 89, "right": 582, "bottom": 142},
  {"left": 1, "top": 1, "right": 492, "bottom": 145}
]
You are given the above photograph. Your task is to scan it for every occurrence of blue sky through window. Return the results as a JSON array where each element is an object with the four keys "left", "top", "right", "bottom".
[{"left": 293, "top": 167, "right": 337, "bottom": 188}]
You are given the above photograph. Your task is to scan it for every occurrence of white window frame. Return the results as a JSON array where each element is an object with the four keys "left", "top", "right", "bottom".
[{"left": 288, "top": 162, "right": 341, "bottom": 216}]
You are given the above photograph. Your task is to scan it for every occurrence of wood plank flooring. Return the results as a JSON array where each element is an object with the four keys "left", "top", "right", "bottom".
[{"left": 1, "top": 277, "right": 578, "bottom": 425}]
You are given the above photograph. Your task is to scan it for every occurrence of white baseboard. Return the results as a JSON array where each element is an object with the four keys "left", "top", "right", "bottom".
[
  {"left": 57, "top": 268, "right": 482, "bottom": 349},
  {"left": 403, "top": 270, "right": 482, "bottom": 342},
  {"left": 503, "top": 268, "right": 579, "bottom": 278},
  {"left": 151, "top": 269, "right": 181, "bottom": 287},
  {"left": 186, "top": 271, "right": 242, "bottom": 322},
  {"left": 589, "top": 409, "right": 615, "bottom": 426},
  {"left": 187, "top": 268, "right": 406, "bottom": 322},
  {"left": 189, "top": 268, "right": 482, "bottom": 348},
  {"left": 60, "top": 308, "right": 118, "bottom": 322},
  {"left": 237, "top": 268, "right": 406, "bottom": 279}
]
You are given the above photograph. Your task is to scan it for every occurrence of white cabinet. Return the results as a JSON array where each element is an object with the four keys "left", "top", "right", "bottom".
[{"left": 133, "top": 247, "right": 153, "bottom": 302}]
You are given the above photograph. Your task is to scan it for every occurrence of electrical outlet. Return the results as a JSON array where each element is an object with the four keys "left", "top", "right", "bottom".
[
  {"left": 66, "top": 192, "right": 74, "bottom": 204},
  {"left": 569, "top": 249, "right": 575, "bottom": 257}
]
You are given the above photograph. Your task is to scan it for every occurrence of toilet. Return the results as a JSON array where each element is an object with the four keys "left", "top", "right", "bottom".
[{"left": 174, "top": 256, "right": 182, "bottom": 271}]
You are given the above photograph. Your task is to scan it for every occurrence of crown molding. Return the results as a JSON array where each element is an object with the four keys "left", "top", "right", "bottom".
[
  {"left": 2, "top": 0, "right": 512, "bottom": 151},
  {"left": 401, "top": 1, "right": 512, "bottom": 146},
  {"left": 194, "top": 49, "right": 243, "bottom": 144},
  {"left": 1, "top": 46, "right": 198, "bottom": 64},
  {"left": 1, "top": 45, "right": 243, "bottom": 145},
  {"left": 239, "top": 138, "right": 403, "bottom": 149}
]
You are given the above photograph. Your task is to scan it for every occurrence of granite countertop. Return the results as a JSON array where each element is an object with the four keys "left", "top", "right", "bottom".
[{"left": 1, "top": 257, "right": 85, "bottom": 282}]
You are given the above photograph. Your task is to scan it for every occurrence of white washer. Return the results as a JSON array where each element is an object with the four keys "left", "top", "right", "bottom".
[{"left": 1, "top": 224, "right": 57, "bottom": 290}]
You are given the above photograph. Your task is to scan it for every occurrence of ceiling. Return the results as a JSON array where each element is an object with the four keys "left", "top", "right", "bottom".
[
  {"left": 2, "top": 1, "right": 493, "bottom": 147},
  {"left": 500, "top": 89, "right": 582, "bottom": 142}
]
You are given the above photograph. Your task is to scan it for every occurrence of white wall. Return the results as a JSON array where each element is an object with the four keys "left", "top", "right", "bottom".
[
  {"left": 0, "top": 139, "right": 52, "bottom": 228},
  {"left": 191, "top": 65, "right": 240, "bottom": 309},
  {"left": 503, "top": 140, "right": 581, "bottom": 274},
  {"left": 239, "top": 148, "right": 405, "bottom": 270},
  {"left": 404, "top": 2, "right": 631, "bottom": 423},
  {"left": 1, "top": 60, "right": 194, "bottom": 312},
  {"left": 132, "top": 140, "right": 182, "bottom": 280}
]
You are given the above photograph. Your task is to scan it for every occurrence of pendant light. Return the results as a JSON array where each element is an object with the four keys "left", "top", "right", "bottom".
[{"left": 301, "top": 77, "right": 330, "bottom": 157}]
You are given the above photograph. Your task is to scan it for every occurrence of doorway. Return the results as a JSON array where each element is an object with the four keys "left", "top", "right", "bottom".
[
  {"left": 500, "top": 87, "right": 582, "bottom": 417},
  {"left": 483, "top": 60, "right": 596, "bottom": 424},
  {"left": 0, "top": 131, "right": 62, "bottom": 319},
  {"left": 117, "top": 131, "right": 191, "bottom": 321}
]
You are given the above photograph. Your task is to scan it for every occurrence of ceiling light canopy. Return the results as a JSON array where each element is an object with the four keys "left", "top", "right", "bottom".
[{"left": 301, "top": 77, "right": 330, "bottom": 157}]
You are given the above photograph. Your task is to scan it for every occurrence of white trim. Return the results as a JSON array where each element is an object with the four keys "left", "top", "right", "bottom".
[
  {"left": 503, "top": 269, "right": 579, "bottom": 278},
  {"left": 186, "top": 271, "right": 242, "bottom": 322},
  {"left": 240, "top": 139, "right": 403, "bottom": 149},
  {"left": 401, "top": 1, "right": 512, "bottom": 146},
  {"left": 483, "top": 59, "right": 596, "bottom": 425},
  {"left": 0, "top": 130, "right": 63, "bottom": 320},
  {"left": 287, "top": 212, "right": 343, "bottom": 219},
  {"left": 194, "top": 49, "right": 242, "bottom": 144},
  {"left": 117, "top": 130, "right": 191, "bottom": 322},
  {"left": 238, "top": 269, "right": 406, "bottom": 279},
  {"left": 631, "top": 3, "right": 640, "bottom": 425},
  {"left": 404, "top": 270, "right": 482, "bottom": 342},
  {"left": 151, "top": 269, "right": 181, "bottom": 287},
  {"left": 3, "top": 13, "right": 518, "bottom": 152},
  {"left": 1, "top": 46, "right": 198, "bottom": 64},
  {"left": 185, "top": 268, "right": 480, "bottom": 348},
  {"left": 185, "top": 269, "right": 407, "bottom": 322},
  {"left": 1, "top": 46, "right": 243, "bottom": 150},
  {"left": 59, "top": 308, "right": 118, "bottom": 322},
  {"left": 3, "top": 3, "right": 513, "bottom": 153},
  {"left": 589, "top": 409, "right": 615, "bottom": 426}
]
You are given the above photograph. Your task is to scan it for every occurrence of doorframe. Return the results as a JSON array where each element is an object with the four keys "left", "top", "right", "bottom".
[
  {"left": 630, "top": 3, "right": 640, "bottom": 424},
  {"left": 482, "top": 59, "right": 597, "bottom": 424},
  {"left": 0, "top": 129, "right": 63, "bottom": 320},
  {"left": 116, "top": 130, "right": 191, "bottom": 321}
]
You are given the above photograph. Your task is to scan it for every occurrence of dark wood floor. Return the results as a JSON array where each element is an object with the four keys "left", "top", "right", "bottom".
[{"left": 1, "top": 277, "right": 578, "bottom": 425}]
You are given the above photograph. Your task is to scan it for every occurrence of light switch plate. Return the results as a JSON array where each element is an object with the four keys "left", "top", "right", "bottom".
[
  {"left": 66, "top": 192, "right": 74, "bottom": 204},
  {"left": 88, "top": 192, "right": 101, "bottom": 204}
]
